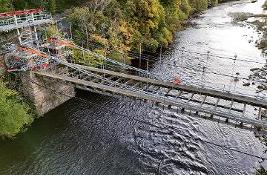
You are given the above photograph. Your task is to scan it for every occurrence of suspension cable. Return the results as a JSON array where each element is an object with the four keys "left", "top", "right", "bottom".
[
  {"left": 73, "top": 44, "right": 160, "bottom": 80},
  {"left": 82, "top": 42, "right": 266, "bottom": 83},
  {"left": 86, "top": 41, "right": 266, "bottom": 65}
]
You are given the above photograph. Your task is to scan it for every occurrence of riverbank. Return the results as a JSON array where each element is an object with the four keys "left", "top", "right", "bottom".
[
  {"left": 232, "top": 1, "right": 267, "bottom": 50},
  {"left": 0, "top": 80, "right": 33, "bottom": 139},
  {"left": 247, "top": 6, "right": 267, "bottom": 92},
  {"left": 229, "top": 1, "right": 267, "bottom": 93}
]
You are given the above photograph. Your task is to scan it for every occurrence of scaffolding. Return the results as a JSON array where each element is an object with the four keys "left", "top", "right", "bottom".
[
  {"left": 0, "top": 8, "right": 55, "bottom": 72},
  {"left": 4, "top": 46, "right": 50, "bottom": 72},
  {"left": 0, "top": 8, "right": 53, "bottom": 46}
]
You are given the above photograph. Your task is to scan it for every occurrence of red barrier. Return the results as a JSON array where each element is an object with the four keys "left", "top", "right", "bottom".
[
  {"left": 0, "top": 8, "right": 44, "bottom": 17},
  {"left": 18, "top": 46, "right": 48, "bottom": 58},
  {"left": 171, "top": 77, "right": 182, "bottom": 85},
  {"left": 48, "top": 37, "right": 75, "bottom": 48}
]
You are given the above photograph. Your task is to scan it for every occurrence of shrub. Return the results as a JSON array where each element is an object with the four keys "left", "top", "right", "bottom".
[{"left": 0, "top": 81, "right": 33, "bottom": 139}]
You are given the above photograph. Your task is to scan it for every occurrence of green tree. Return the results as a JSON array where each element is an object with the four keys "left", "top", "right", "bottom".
[
  {"left": 48, "top": 0, "right": 57, "bottom": 14},
  {"left": 0, "top": 82, "right": 33, "bottom": 138},
  {"left": 65, "top": 0, "right": 224, "bottom": 55},
  {"left": 0, "top": 0, "right": 12, "bottom": 13},
  {"left": 188, "top": 0, "right": 209, "bottom": 13},
  {"left": 209, "top": 0, "right": 218, "bottom": 7},
  {"left": 44, "top": 25, "right": 63, "bottom": 39}
]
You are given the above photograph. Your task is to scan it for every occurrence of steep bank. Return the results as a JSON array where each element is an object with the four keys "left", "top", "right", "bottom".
[
  {"left": 0, "top": 80, "right": 33, "bottom": 139},
  {"left": 65, "top": 0, "right": 235, "bottom": 61}
]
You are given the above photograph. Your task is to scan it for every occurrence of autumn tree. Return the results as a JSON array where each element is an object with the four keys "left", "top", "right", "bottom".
[{"left": 66, "top": 0, "right": 221, "bottom": 55}]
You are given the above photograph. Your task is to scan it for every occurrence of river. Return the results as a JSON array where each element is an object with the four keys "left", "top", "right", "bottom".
[{"left": 1, "top": 0, "right": 267, "bottom": 175}]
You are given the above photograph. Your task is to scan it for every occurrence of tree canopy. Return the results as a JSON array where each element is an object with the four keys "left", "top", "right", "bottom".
[
  {"left": 0, "top": 81, "right": 33, "bottom": 138},
  {"left": 0, "top": 0, "right": 228, "bottom": 54},
  {"left": 66, "top": 0, "right": 223, "bottom": 55}
]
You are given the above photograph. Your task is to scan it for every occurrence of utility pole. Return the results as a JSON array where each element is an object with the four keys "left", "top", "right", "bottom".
[
  {"left": 202, "top": 51, "right": 209, "bottom": 88},
  {"left": 17, "top": 28, "right": 22, "bottom": 45},
  {"left": 146, "top": 60, "right": 149, "bottom": 76},
  {"left": 139, "top": 43, "right": 142, "bottom": 68},
  {"left": 70, "top": 23, "right": 73, "bottom": 40},
  {"left": 206, "top": 51, "right": 210, "bottom": 68},
  {"left": 123, "top": 53, "right": 126, "bottom": 65},
  {"left": 159, "top": 45, "right": 162, "bottom": 64},
  {"left": 232, "top": 54, "right": 238, "bottom": 92},
  {"left": 103, "top": 50, "right": 106, "bottom": 78},
  {"left": 146, "top": 60, "right": 149, "bottom": 87},
  {"left": 82, "top": 43, "right": 85, "bottom": 64}
]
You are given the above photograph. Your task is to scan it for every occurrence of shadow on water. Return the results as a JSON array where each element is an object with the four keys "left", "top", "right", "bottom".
[
  {"left": 0, "top": 90, "right": 210, "bottom": 175},
  {"left": 0, "top": 91, "right": 140, "bottom": 175}
]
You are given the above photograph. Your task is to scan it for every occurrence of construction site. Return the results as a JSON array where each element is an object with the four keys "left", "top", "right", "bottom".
[
  {"left": 0, "top": 8, "right": 78, "bottom": 115},
  {"left": 0, "top": 8, "right": 69, "bottom": 70}
]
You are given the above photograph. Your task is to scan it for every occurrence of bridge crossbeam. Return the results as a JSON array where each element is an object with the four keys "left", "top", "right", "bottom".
[{"left": 35, "top": 62, "right": 267, "bottom": 131}]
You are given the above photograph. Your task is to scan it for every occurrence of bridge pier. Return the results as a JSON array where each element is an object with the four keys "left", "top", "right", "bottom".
[{"left": 20, "top": 71, "right": 75, "bottom": 116}]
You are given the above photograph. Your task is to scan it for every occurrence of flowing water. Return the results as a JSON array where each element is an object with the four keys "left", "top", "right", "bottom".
[{"left": 1, "top": 0, "right": 267, "bottom": 175}]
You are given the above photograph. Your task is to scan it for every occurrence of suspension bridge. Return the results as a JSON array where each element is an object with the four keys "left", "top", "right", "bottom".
[{"left": 0, "top": 8, "right": 266, "bottom": 132}]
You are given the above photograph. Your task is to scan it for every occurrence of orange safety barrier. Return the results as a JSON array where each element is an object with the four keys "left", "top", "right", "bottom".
[
  {"left": 171, "top": 77, "right": 182, "bottom": 85},
  {"left": 48, "top": 37, "right": 75, "bottom": 48},
  {"left": 18, "top": 46, "right": 48, "bottom": 58},
  {"left": 0, "top": 8, "right": 44, "bottom": 18}
]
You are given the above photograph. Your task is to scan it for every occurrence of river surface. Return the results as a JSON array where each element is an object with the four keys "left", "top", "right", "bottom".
[{"left": 1, "top": 1, "right": 267, "bottom": 175}]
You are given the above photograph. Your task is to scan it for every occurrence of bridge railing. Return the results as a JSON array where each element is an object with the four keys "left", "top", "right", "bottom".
[
  {"left": 183, "top": 80, "right": 267, "bottom": 102},
  {"left": 66, "top": 45, "right": 161, "bottom": 81},
  {"left": 0, "top": 11, "right": 52, "bottom": 32}
]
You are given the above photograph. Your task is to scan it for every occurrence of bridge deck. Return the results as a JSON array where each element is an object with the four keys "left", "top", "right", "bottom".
[
  {"left": 0, "top": 19, "right": 53, "bottom": 32},
  {"left": 77, "top": 64, "right": 267, "bottom": 108},
  {"left": 0, "top": 12, "right": 53, "bottom": 32},
  {"left": 35, "top": 62, "right": 267, "bottom": 131}
]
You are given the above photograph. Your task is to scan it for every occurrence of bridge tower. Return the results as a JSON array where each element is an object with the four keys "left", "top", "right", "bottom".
[{"left": 0, "top": 8, "right": 75, "bottom": 115}]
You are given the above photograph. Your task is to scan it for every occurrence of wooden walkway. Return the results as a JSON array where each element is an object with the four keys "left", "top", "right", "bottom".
[{"left": 35, "top": 62, "right": 267, "bottom": 131}]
